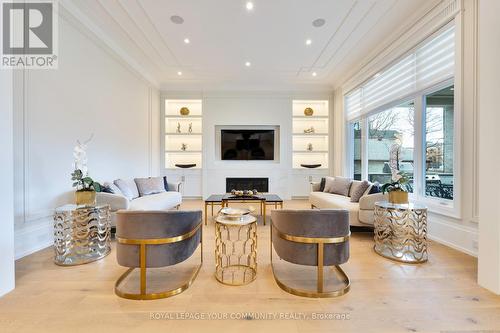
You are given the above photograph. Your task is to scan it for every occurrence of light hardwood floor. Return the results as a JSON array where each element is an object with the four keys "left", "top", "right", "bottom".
[{"left": 1, "top": 199, "right": 500, "bottom": 333}]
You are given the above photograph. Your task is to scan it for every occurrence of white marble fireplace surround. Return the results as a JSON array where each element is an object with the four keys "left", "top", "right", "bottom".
[{"left": 196, "top": 91, "right": 333, "bottom": 200}]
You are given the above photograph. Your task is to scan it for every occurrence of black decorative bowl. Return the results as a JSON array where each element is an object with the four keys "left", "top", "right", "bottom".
[
  {"left": 300, "top": 164, "right": 322, "bottom": 169},
  {"left": 175, "top": 163, "right": 197, "bottom": 169}
]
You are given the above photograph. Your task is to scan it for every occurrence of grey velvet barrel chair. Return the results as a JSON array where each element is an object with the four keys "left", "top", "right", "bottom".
[
  {"left": 114, "top": 210, "right": 203, "bottom": 300},
  {"left": 270, "top": 209, "right": 351, "bottom": 298}
]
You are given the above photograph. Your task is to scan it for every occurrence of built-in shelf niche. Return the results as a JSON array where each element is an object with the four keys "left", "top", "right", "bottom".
[
  {"left": 292, "top": 100, "right": 329, "bottom": 169},
  {"left": 164, "top": 99, "right": 202, "bottom": 169}
]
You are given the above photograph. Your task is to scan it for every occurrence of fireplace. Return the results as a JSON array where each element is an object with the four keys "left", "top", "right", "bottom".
[{"left": 226, "top": 178, "right": 269, "bottom": 193}]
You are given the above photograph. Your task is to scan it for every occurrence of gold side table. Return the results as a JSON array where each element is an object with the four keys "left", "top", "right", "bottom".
[
  {"left": 374, "top": 202, "right": 428, "bottom": 263},
  {"left": 215, "top": 214, "right": 257, "bottom": 285},
  {"left": 53, "top": 204, "right": 111, "bottom": 266}
]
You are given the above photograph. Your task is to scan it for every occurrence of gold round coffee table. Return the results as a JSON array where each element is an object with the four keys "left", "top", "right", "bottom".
[
  {"left": 374, "top": 201, "right": 428, "bottom": 263},
  {"left": 214, "top": 214, "right": 257, "bottom": 285}
]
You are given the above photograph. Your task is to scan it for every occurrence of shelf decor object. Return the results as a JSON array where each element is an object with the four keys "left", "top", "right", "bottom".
[
  {"left": 300, "top": 163, "right": 322, "bottom": 169},
  {"left": 304, "top": 107, "right": 314, "bottom": 116},
  {"left": 53, "top": 204, "right": 111, "bottom": 266},
  {"left": 180, "top": 107, "right": 190, "bottom": 116},
  {"left": 174, "top": 163, "right": 197, "bottom": 169},
  {"left": 374, "top": 202, "right": 428, "bottom": 263}
]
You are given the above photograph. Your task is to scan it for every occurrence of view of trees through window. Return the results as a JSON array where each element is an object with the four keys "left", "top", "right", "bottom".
[
  {"left": 425, "top": 86, "right": 454, "bottom": 200},
  {"left": 367, "top": 102, "right": 414, "bottom": 190},
  {"left": 350, "top": 84, "right": 454, "bottom": 201}
]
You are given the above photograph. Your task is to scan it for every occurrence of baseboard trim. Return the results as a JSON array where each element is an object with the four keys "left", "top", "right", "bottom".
[
  {"left": 15, "top": 219, "right": 53, "bottom": 260},
  {"left": 427, "top": 213, "right": 478, "bottom": 257}
]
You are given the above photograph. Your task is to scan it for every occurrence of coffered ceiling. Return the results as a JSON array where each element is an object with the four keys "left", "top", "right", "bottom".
[{"left": 61, "top": 0, "right": 439, "bottom": 90}]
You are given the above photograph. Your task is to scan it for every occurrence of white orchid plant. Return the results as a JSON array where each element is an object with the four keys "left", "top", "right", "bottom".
[
  {"left": 381, "top": 169, "right": 410, "bottom": 194},
  {"left": 71, "top": 135, "right": 102, "bottom": 192}
]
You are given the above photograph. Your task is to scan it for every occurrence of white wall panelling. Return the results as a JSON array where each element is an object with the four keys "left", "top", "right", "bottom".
[
  {"left": 13, "top": 11, "right": 160, "bottom": 259},
  {"left": 0, "top": 67, "right": 15, "bottom": 296}
]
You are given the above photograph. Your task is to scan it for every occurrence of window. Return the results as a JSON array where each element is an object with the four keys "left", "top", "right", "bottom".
[
  {"left": 367, "top": 101, "right": 414, "bottom": 190},
  {"left": 344, "top": 24, "right": 457, "bottom": 214},
  {"left": 425, "top": 86, "right": 454, "bottom": 200}
]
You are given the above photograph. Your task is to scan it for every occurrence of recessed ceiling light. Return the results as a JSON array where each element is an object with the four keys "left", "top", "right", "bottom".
[
  {"left": 306, "top": 39, "right": 312, "bottom": 46},
  {"left": 183, "top": 38, "right": 190, "bottom": 44},
  {"left": 177, "top": 71, "right": 182, "bottom": 76},
  {"left": 312, "top": 18, "right": 326, "bottom": 28},
  {"left": 246, "top": 1, "right": 254, "bottom": 11},
  {"left": 245, "top": 61, "right": 251, "bottom": 67},
  {"left": 170, "top": 15, "right": 184, "bottom": 24},
  {"left": 312, "top": 72, "right": 317, "bottom": 77}
]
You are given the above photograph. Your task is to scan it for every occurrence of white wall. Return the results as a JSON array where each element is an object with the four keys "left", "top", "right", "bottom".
[
  {"left": 477, "top": 0, "right": 500, "bottom": 294},
  {"left": 13, "top": 12, "right": 160, "bottom": 259},
  {"left": 0, "top": 68, "right": 15, "bottom": 296}
]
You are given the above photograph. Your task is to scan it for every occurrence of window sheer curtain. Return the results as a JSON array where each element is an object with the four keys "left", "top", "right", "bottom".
[{"left": 345, "top": 25, "right": 455, "bottom": 121}]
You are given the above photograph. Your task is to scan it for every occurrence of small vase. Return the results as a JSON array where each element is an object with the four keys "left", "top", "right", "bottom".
[
  {"left": 388, "top": 191, "right": 408, "bottom": 204},
  {"left": 180, "top": 107, "right": 190, "bottom": 116},
  {"left": 75, "top": 190, "right": 96, "bottom": 206}
]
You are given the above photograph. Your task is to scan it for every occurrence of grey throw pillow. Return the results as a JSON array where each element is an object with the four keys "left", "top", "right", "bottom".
[
  {"left": 135, "top": 177, "right": 166, "bottom": 197},
  {"left": 114, "top": 179, "right": 139, "bottom": 200},
  {"left": 350, "top": 180, "right": 371, "bottom": 202},
  {"left": 324, "top": 176, "right": 353, "bottom": 196},
  {"left": 323, "top": 177, "right": 336, "bottom": 193}
]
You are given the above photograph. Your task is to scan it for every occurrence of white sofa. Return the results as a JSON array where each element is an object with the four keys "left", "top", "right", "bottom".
[
  {"left": 309, "top": 180, "right": 387, "bottom": 227},
  {"left": 96, "top": 180, "right": 182, "bottom": 226}
]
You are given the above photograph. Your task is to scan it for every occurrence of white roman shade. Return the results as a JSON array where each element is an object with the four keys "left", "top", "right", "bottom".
[{"left": 345, "top": 25, "right": 455, "bottom": 121}]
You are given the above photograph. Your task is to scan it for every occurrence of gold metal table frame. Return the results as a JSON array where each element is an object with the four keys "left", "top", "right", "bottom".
[
  {"left": 53, "top": 204, "right": 111, "bottom": 266},
  {"left": 374, "top": 202, "right": 428, "bottom": 264},
  {"left": 214, "top": 215, "right": 257, "bottom": 286},
  {"left": 270, "top": 224, "right": 351, "bottom": 298},
  {"left": 114, "top": 223, "right": 203, "bottom": 300}
]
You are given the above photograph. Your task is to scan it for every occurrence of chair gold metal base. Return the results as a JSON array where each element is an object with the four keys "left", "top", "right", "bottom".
[
  {"left": 114, "top": 261, "right": 202, "bottom": 300},
  {"left": 271, "top": 264, "right": 350, "bottom": 298},
  {"left": 115, "top": 223, "right": 203, "bottom": 300},
  {"left": 270, "top": 224, "right": 351, "bottom": 298}
]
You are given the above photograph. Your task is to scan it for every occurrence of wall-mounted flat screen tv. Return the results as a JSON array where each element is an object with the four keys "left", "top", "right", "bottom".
[{"left": 221, "top": 129, "right": 275, "bottom": 160}]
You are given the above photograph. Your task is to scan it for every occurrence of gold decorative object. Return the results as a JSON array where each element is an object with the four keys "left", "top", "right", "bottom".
[
  {"left": 180, "top": 107, "right": 190, "bottom": 116},
  {"left": 188, "top": 122, "right": 193, "bottom": 133},
  {"left": 215, "top": 214, "right": 257, "bottom": 285},
  {"left": 307, "top": 143, "right": 313, "bottom": 151},
  {"left": 374, "top": 202, "right": 428, "bottom": 263},
  {"left": 304, "top": 107, "right": 314, "bottom": 116},
  {"left": 53, "top": 204, "right": 111, "bottom": 265},
  {"left": 271, "top": 225, "right": 351, "bottom": 298},
  {"left": 176, "top": 122, "right": 181, "bottom": 133},
  {"left": 388, "top": 191, "right": 408, "bottom": 204},
  {"left": 75, "top": 190, "right": 96, "bottom": 205},
  {"left": 181, "top": 143, "right": 187, "bottom": 151},
  {"left": 115, "top": 223, "right": 202, "bottom": 300},
  {"left": 303, "top": 126, "right": 315, "bottom": 134}
]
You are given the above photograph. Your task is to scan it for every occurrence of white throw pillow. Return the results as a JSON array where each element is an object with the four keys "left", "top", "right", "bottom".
[{"left": 114, "top": 179, "right": 139, "bottom": 200}]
